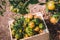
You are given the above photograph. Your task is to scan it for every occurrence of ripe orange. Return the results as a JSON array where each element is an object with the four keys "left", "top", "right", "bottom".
[
  {"left": 47, "top": 1, "right": 55, "bottom": 10},
  {"left": 50, "top": 17, "right": 58, "bottom": 24},
  {"left": 34, "top": 26, "right": 40, "bottom": 32},
  {"left": 28, "top": 14, "right": 33, "bottom": 19},
  {"left": 29, "top": 21, "right": 35, "bottom": 28}
]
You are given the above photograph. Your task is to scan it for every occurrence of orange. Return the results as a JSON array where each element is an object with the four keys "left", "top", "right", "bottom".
[
  {"left": 50, "top": 17, "right": 58, "bottom": 24},
  {"left": 34, "top": 27, "right": 40, "bottom": 32},
  {"left": 28, "top": 14, "right": 33, "bottom": 19},
  {"left": 29, "top": 21, "right": 35, "bottom": 28},
  {"left": 47, "top": 1, "right": 55, "bottom": 10}
]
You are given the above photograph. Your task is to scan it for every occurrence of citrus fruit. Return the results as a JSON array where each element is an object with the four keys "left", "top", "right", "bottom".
[
  {"left": 29, "top": 21, "right": 35, "bottom": 28},
  {"left": 50, "top": 17, "right": 58, "bottom": 24},
  {"left": 28, "top": 14, "right": 33, "bottom": 19},
  {"left": 47, "top": 1, "right": 55, "bottom": 10},
  {"left": 34, "top": 26, "right": 40, "bottom": 32}
]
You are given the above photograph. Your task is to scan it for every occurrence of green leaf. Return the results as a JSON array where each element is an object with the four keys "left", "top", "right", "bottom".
[
  {"left": 53, "top": 12, "right": 60, "bottom": 17},
  {"left": 34, "top": 18, "right": 42, "bottom": 25},
  {"left": 57, "top": 4, "right": 60, "bottom": 6},
  {"left": 29, "top": 0, "right": 39, "bottom": 4}
]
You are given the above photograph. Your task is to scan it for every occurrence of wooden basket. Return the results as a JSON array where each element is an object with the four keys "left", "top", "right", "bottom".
[{"left": 8, "top": 12, "right": 49, "bottom": 40}]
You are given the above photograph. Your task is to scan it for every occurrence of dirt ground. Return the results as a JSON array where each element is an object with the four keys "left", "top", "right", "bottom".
[{"left": 0, "top": 14, "right": 10, "bottom": 40}]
